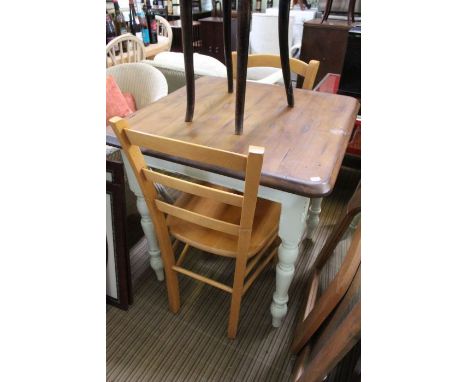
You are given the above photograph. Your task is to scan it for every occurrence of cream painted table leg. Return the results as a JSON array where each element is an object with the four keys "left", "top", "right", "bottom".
[
  {"left": 121, "top": 153, "right": 165, "bottom": 281},
  {"left": 271, "top": 195, "right": 310, "bottom": 327},
  {"left": 306, "top": 197, "right": 323, "bottom": 239}
]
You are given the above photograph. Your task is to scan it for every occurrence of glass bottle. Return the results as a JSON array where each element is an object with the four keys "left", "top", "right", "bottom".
[
  {"left": 255, "top": 0, "right": 261, "bottom": 12},
  {"left": 145, "top": 0, "right": 159, "bottom": 44},
  {"left": 129, "top": 0, "right": 142, "bottom": 42},
  {"left": 138, "top": 0, "right": 151, "bottom": 46},
  {"left": 106, "top": 12, "right": 117, "bottom": 45},
  {"left": 112, "top": 0, "right": 128, "bottom": 36}
]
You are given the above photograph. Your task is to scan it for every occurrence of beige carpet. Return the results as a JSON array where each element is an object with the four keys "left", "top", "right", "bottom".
[{"left": 107, "top": 167, "right": 360, "bottom": 382}]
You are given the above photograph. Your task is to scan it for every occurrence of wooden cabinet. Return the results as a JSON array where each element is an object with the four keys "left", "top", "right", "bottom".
[
  {"left": 199, "top": 17, "right": 237, "bottom": 64},
  {"left": 299, "top": 19, "right": 357, "bottom": 88}
]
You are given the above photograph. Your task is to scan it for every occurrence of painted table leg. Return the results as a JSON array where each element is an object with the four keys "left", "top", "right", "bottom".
[
  {"left": 180, "top": 0, "right": 195, "bottom": 122},
  {"left": 306, "top": 197, "right": 323, "bottom": 240},
  {"left": 122, "top": 153, "right": 165, "bottom": 281},
  {"left": 271, "top": 196, "right": 310, "bottom": 327},
  {"left": 222, "top": 0, "right": 233, "bottom": 93},
  {"left": 234, "top": 0, "right": 251, "bottom": 135},
  {"left": 278, "top": 0, "right": 294, "bottom": 107}
]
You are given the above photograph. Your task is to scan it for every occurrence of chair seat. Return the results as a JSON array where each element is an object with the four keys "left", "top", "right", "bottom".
[{"left": 167, "top": 192, "right": 281, "bottom": 258}]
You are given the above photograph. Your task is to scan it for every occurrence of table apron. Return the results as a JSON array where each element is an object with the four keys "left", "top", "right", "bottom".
[{"left": 143, "top": 154, "right": 310, "bottom": 208}]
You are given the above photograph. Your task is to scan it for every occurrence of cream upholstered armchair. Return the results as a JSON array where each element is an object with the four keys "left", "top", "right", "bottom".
[
  {"left": 106, "top": 63, "right": 170, "bottom": 216},
  {"left": 106, "top": 62, "right": 168, "bottom": 109},
  {"left": 143, "top": 52, "right": 285, "bottom": 94}
]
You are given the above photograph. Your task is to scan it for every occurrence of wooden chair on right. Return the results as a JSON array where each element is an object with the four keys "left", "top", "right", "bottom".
[
  {"left": 291, "top": 184, "right": 361, "bottom": 382},
  {"left": 232, "top": 53, "right": 320, "bottom": 90}
]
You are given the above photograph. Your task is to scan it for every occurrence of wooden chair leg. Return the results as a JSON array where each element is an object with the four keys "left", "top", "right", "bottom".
[
  {"left": 222, "top": 0, "right": 233, "bottom": 93},
  {"left": 278, "top": 0, "right": 294, "bottom": 107},
  {"left": 151, "top": 215, "right": 181, "bottom": 313},
  {"left": 321, "top": 0, "right": 333, "bottom": 23},
  {"left": 228, "top": 254, "right": 248, "bottom": 338},
  {"left": 234, "top": 0, "right": 251, "bottom": 135},
  {"left": 348, "top": 0, "right": 356, "bottom": 23},
  {"left": 180, "top": 0, "right": 195, "bottom": 122}
]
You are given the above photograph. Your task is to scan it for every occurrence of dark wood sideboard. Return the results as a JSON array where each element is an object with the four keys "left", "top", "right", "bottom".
[
  {"left": 299, "top": 19, "right": 359, "bottom": 88},
  {"left": 199, "top": 17, "right": 237, "bottom": 64}
]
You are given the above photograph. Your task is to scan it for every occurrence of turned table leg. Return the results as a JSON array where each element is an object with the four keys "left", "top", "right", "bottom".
[
  {"left": 234, "top": 0, "right": 251, "bottom": 135},
  {"left": 271, "top": 195, "right": 310, "bottom": 327},
  {"left": 306, "top": 197, "right": 323, "bottom": 240},
  {"left": 222, "top": 0, "right": 233, "bottom": 93},
  {"left": 278, "top": 0, "right": 294, "bottom": 107},
  {"left": 180, "top": 0, "right": 195, "bottom": 122},
  {"left": 122, "top": 153, "right": 165, "bottom": 281}
]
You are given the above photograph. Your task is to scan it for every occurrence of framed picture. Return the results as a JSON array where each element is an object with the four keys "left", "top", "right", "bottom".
[{"left": 106, "top": 159, "right": 133, "bottom": 310}]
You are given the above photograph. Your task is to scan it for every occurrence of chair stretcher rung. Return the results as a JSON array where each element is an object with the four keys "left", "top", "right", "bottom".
[{"left": 172, "top": 265, "right": 233, "bottom": 293}]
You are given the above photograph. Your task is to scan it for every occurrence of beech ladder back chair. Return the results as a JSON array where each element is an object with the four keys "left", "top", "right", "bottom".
[
  {"left": 110, "top": 116, "right": 281, "bottom": 339},
  {"left": 106, "top": 33, "right": 146, "bottom": 68},
  {"left": 232, "top": 53, "right": 320, "bottom": 90},
  {"left": 291, "top": 184, "right": 361, "bottom": 382}
]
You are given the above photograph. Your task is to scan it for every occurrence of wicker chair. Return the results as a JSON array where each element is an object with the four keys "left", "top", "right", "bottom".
[{"left": 106, "top": 62, "right": 168, "bottom": 109}]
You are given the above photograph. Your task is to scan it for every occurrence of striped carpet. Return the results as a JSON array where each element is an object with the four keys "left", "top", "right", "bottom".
[{"left": 107, "top": 167, "right": 360, "bottom": 382}]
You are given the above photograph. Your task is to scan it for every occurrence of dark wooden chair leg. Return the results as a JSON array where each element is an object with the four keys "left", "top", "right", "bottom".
[
  {"left": 180, "top": 0, "right": 195, "bottom": 122},
  {"left": 235, "top": 0, "right": 251, "bottom": 135},
  {"left": 222, "top": 0, "right": 233, "bottom": 93},
  {"left": 321, "top": 0, "right": 333, "bottom": 23},
  {"left": 348, "top": 0, "right": 356, "bottom": 23},
  {"left": 278, "top": 0, "right": 294, "bottom": 107}
]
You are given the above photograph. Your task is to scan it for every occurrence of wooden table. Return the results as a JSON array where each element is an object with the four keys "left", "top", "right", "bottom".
[{"left": 106, "top": 76, "right": 360, "bottom": 327}]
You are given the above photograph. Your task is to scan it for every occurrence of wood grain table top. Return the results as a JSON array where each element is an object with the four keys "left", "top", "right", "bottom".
[{"left": 106, "top": 76, "right": 359, "bottom": 197}]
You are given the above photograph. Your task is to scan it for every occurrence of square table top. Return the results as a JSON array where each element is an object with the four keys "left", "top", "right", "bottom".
[{"left": 106, "top": 76, "right": 360, "bottom": 197}]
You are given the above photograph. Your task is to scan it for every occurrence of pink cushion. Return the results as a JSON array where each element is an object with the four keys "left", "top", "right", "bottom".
[
  {"left": 122, "top": 92, "right": 136, "bottom": 113},
  {"left": 106, "top": 76, "right": 134, "bottom": 124}
]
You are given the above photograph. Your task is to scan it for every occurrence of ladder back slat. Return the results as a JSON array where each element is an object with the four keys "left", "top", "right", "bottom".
[
  {"left": 143, "top": 169, "right": 244, "bottom": 207},
  {"left": 125, "top": 129, "right": 247, "bottom": 173},
  {"left": 155, "top": 200, "right": 240, "bottom": 236}
]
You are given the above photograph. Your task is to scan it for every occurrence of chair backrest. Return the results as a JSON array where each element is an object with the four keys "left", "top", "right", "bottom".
[
  {"left": 292, "top": 184, "right": 361, "bottom": 354},
  {"left": 155, "top": 15, "right": 173, "bottom": 52},
  {"left": 109, "top": 116, "right": 265, "bottom": 257},
  {"left": 250, "top": 13, "right": 294, "bottom": 55},
  {"left": 106, "top": 33, "right": 146, "bottom": 68},
  {"left": 294, "top": 267, "right": 361, "bottom": 382},
  {"left": 232, "top": 53, "right": 320, "bottom": 90},
  {"left": 106, "top": 63, "right": 168, "bottom": 109}
]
